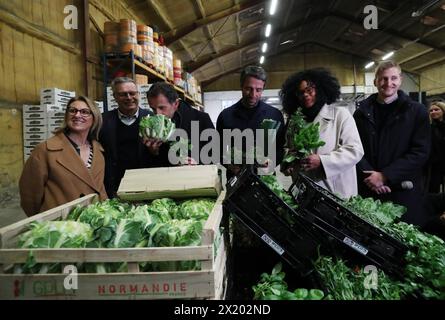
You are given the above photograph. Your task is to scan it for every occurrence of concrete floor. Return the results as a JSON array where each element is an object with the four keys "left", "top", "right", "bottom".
[{"left": 0, "top": 191, "right": 26, "bottom": 228}]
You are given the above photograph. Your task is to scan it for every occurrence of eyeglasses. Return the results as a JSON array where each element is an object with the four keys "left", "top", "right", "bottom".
[
  {"left": 68, "top": 107, "right": 93, "bottom": 117},
  {"left": 116, "top": 91, "right": 138, "bottom": 98},
  {"left": 297, "top": 85, "right": 316, "bottom": 97}
]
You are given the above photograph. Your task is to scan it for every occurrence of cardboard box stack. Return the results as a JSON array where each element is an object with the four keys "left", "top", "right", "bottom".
[
  {"left": 23, "top": 88, "right": 75, "bottom": 162},
  {"left": 138, "top": 84, "right": 152, "bottom": 110},
  {"left": 95, "top": 101, "right": 104, "bottom": 113}
]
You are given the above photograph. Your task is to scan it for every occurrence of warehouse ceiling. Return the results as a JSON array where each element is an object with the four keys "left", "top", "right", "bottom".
[{"left": 123, "top": 0, "right": 445, "bottom": 86}]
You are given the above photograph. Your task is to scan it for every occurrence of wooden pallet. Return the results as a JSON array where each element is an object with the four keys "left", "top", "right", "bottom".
[{"left": 0, "top": 191, "right": 228, "bottom": 300}]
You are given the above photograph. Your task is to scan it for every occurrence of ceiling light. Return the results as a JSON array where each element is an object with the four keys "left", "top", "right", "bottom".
[
  {"left": 265, "top": 24, "right": 272, "bottom": 37},
  {"left": 270, "top": 0, "right": 278, "bottom": 15},
  {"left": 382, "top": 51, "right": 394, "bottom": 60},
  {"left": 365, "top": 61, "right": 375, "bottom": 69},
  {"left": 262, "top": 43, "right": 268, "bottom": 53},
  {"left": 260, "top": 56, "right": 265, "bottom": 64}
]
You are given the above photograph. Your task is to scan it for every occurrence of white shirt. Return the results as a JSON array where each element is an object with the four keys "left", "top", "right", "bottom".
[{"left": 117, "top": 108, "right": 139, "bottom": 126}]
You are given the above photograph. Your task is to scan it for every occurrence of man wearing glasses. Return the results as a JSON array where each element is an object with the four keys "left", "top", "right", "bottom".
[{"left": 99, "top": 77, "right": 155, "bottom": 198}]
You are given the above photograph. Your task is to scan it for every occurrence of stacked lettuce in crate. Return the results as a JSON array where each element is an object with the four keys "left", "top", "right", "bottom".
[{"left": 0, "top": 165, "right": 227, "bottom": 300}]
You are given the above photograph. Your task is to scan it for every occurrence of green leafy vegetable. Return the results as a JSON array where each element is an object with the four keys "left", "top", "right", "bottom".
[
  {"left": 252, "top": 262, "right": 324, "bottom": 300},
  {"left": 176, "top": 198, "right": 215, "bottom": 221},
  {"left": 260, "top": 175, "right": 297, "bottom": 209},
  {"left": 139, "top": 114, "right": 176, "bottom": 141},
  {"left": 283, "top": 109, "right": 325, "bottom": 164},
  {"left": 16, "top": 221, "right": 93, "bottom": 274}
]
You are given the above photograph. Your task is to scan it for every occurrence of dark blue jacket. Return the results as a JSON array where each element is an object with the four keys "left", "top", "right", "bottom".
[
  {"left": 353, "top": 90, "right": 431, "bottom": 226},
  {"left": 99, "top": 108, "right": 154, "bottom": 198},
  {"left": 216, "top": 99, "right": 285, "bottom": 169},
  {"left": 154, "top": 100, "right": 215, "bottom": 167}
]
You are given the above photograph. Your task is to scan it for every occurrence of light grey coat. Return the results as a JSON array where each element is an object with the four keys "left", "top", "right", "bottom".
[{"left": 293, "top": 104, "right": 364, "bottom": 199}]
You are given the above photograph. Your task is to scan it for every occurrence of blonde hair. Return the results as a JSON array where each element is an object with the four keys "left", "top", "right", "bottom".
[
  {"left": 53, "top": 96, "right": 103, "bottom": 141},
  {"left": 429, "top": 101, "right": 445, "bottom": 122},
  {"left": 375, "top": 61, "right": 401, "bottom": 78}
]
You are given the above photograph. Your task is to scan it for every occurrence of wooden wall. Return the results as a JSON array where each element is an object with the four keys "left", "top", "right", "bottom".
[{"left": 0, "top": 0, "right": 143, "bottom": 196}]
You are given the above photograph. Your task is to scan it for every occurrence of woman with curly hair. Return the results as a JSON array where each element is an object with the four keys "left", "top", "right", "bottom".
[{"left": 280, "top": 68, "right": 364, "bottom": 198}]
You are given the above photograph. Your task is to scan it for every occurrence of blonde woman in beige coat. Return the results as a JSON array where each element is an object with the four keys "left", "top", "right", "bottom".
[
  {"left": 19, "top": 96, "right": 107, "bottom": 216},
  {"left": 280, "top": 68, "right": 364, "bottom": 199}
]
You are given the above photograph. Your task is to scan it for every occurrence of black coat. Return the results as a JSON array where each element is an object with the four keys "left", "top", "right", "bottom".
[
  {"left": 154, "top": 100, "right": 215, "bottom": 167},
  {"left": 99, "top": 108, "right": 154, "bottom": 198},
  {"left": 353, "top": 90, "right": 431, "bottom": 226},
  {"left": 216, "top": 99, "right": 285, "bottom": 169},
  {"left": 429, "top": 120, "right": 445, "bottom": 170}
]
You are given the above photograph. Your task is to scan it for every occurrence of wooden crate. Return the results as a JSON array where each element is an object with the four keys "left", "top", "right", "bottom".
[
  {"left": 117, "top": 165, "right": 222, "bottom": 201},
  {"left": 0, "top": 167, "right": 228, "bottom": 300}
]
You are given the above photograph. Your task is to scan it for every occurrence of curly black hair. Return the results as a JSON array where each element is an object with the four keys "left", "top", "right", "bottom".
[{"left": 279, "top": 68, "right": 341, "bottom": 115}]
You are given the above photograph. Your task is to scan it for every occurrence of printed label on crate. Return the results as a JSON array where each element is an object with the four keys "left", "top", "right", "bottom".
[
  {"left": 24, "top": 119, "right": 48, "bottom": 126},
  {"left": 24, "top": 126, "right": 46, "bottom": 133},
  {"left": 40, "top": 88, "right": 75, "bottom": 97},
  {"left": 23, "top": 105, "right": 64, "bottom": 113},
  {"left": 24, "top": 132, "right": 47, "bottom": 140},
  {"left": 261, "top": 234, "right": 284, "bottom": 255},
  {"left": 343, "top": 237, "right": 369, "bottom": 255},
  {"left": 23, "top": 112, "right": 47, "bottom": 120},
  {"left": 23, "top": 105, "right": 43, "bottom": 113},
  {"left": 2, "top": 277, "right": 196, "bottom": 299}
]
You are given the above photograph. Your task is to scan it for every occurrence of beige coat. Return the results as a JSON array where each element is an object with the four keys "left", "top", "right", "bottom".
[
  {"left": 293, "top": 104, "right": 364, "bottom": 199},
  {"left": 19, "top": 133, "right": 108, "bottom": 216}
]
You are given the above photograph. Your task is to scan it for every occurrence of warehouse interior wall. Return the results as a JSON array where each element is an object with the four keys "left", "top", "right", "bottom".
[
  {"left": 203, "top": 45, "right": 367, "bottom": 92},
  {"left": 420, "top": 64, "right": 445, "bottom": 96},
  {"left": 0, "top": 0, "right": 143, "bottom": 201}
]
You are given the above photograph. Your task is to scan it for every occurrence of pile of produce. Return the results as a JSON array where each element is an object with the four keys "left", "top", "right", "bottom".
[
  {"left": 252, "top": 262, "right": 324, "bottom": 300},
  {"left": 283, "top": 109, "right": 325, "bottom": 165},
  {"left": 313, "top": 196, "right": 445, "bottom": 299},
  {"left": 139, "top": 114, "right": 176, "bottom": 141},
  {"left": 12, "top": 197, "right": 216, "bottom": 274},
  {"left": 260, "top": 175, "right": 296, "bottom": 209}
]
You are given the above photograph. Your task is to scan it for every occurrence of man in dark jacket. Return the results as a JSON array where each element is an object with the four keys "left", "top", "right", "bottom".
[
  {"left": 216, "top": 65, "right": 286, "bottom": 299},
  {"left": 145, "top": 82, "right": 215, "bottom": 166},
  {"left": 99, "top": 77, "right": 155, "bottom": 198},
  {"left": 353, "top": 61, "right": 431, "bottom": 226},
  {"left": 216, "top": 65, "right": 285, "bottom": 178}
]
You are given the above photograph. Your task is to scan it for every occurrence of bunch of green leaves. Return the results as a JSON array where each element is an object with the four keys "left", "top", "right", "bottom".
[
  {"left": 283, "top": 110, "right": 325, "bottom": 164},
  {"left": 143, "top": 219, "right": 204, "bottom": 271},
  {"left": 260, "top": 175, "right": 297, "bottom": 209},
  {"left": 314, "top": 256, "right": 407, "bottom": 300},
  {"left": 341, "top": 196, "right": 445, "bottom": 299},
  {"left": 16, "top": 221, "right": 94, "bottom": 274},
  {"left": 252, "top": 263, "right": 324, "bottom": 300},
  {"left": 175, "top": 198, "right": 215, "bottom": 221},
  {"left": 139, "top": 114, "right": 176, "bottom": 141},
  {"left": 68, "top": 199, "right": 130, "bottom": 247},
  {"left": 147, "top": 198, "right": 178, "bottom": 222},
  {"left": 389, "top": 222, "right": 445, "bottom": 299},
  {"left": 344, "top": 196, "right": 406, "bottom": 229}
]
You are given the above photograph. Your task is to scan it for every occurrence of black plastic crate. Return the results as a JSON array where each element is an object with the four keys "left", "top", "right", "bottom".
[
  {"left": 289, "top": 173, "right": 408, "bottom": 277},
  {"left": 224, "top": 167, "right": 330, "bottom": 274}
]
